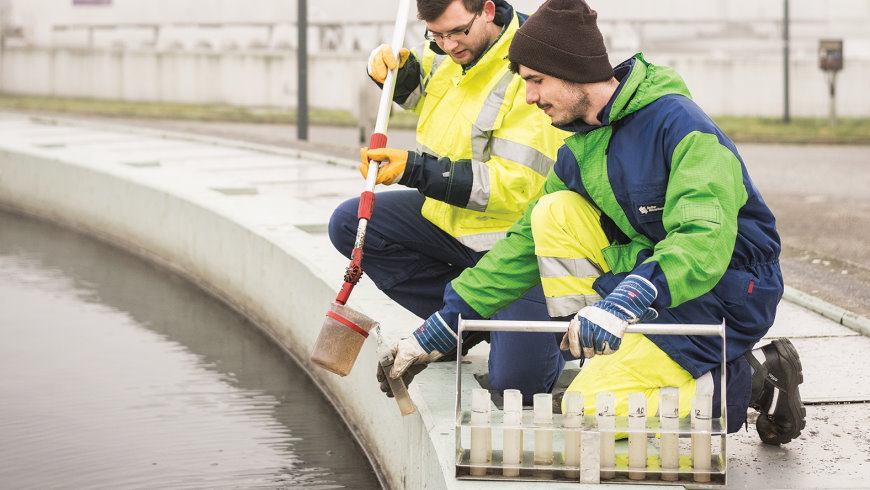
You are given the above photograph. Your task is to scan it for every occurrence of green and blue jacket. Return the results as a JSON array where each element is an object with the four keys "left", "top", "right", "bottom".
[{"left": 440, "top": 54, "right": 783, "bottom": 377}]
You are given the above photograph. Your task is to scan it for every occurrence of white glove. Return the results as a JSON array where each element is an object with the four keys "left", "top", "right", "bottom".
[{"left": 390, "top": 336, "right": 443, "bottom": 379}]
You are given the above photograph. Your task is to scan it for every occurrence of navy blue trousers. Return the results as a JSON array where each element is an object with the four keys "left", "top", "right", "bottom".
[{"left": 328, "top": 190, "right": 564, "bottom": 401}]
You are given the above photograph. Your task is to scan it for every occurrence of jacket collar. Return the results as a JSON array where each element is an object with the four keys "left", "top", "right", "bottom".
[{"left": 557, "top": 53, "right": 693, "bottom": 134}]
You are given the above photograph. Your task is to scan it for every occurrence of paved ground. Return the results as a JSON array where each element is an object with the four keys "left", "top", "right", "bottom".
[{"left": 4, "top": 111, "right": 869, "bottom": 488}]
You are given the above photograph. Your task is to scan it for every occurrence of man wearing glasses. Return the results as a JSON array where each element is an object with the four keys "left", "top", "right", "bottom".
[{"left": 328, "top": 0, "right": 571, "bottom": 404}]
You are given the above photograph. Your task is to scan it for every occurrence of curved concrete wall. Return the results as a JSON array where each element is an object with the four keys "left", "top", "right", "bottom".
[{"left": 0, "top": 115, "right": 488, "bottom": 490}]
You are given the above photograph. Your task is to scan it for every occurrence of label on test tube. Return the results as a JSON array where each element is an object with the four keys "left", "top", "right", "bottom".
[
  {"left": 596, "top": 392, "right": 616, "bottom": 480},
  {"left": 691, "top": 394, "right": 712, "bottom": 483},
  {"left": 469, "top": 388, "right": 491, "bottom": 476},
  {"left": 502, "top": 389, "right": 523, "bottom": 477},
  {"left": 563, "top": 392, "right": 583, "bottom": 479},
  {"left": 378, "top": 350, "right": 416, "bottom": 416},
  {"left": 659, "top": 387, "right": 680, "bottom": 481},
  {"left": 628, "top": 392, "right": 647, "bottom": 480}
]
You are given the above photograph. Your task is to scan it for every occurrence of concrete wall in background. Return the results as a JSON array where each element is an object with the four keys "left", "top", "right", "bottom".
[
  {"left": 1, "top": 0, "right": 869, "bottom": 118},
  {"left": 2, "top": 44, "right": 869, "bottom": 118},
  {"left": 0, "top": 46, "right": 367, "bottom": 112}
]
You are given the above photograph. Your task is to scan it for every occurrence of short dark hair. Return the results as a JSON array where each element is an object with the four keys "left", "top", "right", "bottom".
[
  {"left": 417, "top": 0, "right": 486, "bottom": 22},
  {"left": 508, "top": 60, "right": 519, "bottom": 74}
]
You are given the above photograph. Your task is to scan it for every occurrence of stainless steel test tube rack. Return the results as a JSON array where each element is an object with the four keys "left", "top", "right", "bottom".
[{"left": 454, "top": 319, "right": 728, "bottom": 486}]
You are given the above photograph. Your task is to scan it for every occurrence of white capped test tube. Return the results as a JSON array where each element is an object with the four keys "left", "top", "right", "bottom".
[
  {"left": 562, "top": 392, "right": 584, "bottom": 479},
  {"left": 691, "top": 394, "right": 712, "bottom": 483},
  {"left": 378, "top": 350, "right": 416, "bottom": 416},
  {"left": 470, "top": 388, "right": 491, "bottom": 476},
  {"left": 659, "top": 387, "right": 680, "bottom": 481},
  {"left": 628, "top": 392, "right": 648, "bottom": 480},
  {"left": 533, "top": 392, "right": 554, "bottom": 477},
  {"left": 596, "top": 391, "right": 616, "bottom": 480},
  {"left": 502, "top": 389, "right": 523, "bottom": 477}
]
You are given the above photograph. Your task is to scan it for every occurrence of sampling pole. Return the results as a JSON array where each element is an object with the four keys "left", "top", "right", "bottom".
[{"left": 334, "top": 0, "right": 411, "bottom": 306}]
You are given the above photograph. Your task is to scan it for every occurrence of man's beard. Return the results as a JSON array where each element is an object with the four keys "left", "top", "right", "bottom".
[{"left": 552, "top": 84, "right": 590, "bottom": 126}]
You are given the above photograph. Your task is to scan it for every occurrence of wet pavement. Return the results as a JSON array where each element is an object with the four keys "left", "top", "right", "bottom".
[{"left": 1, "top": 111, "right": 868, "bottom": 488}]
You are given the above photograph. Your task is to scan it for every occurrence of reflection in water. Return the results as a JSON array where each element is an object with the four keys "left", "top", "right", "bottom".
[{"left": 0, "top": 210, "right": 380, "bottom": 489}]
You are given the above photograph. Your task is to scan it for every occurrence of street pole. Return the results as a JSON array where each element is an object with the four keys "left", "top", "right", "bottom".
[
  {"left": 783, "top": 0, "right": 790, "bottom": 124},
  {"left": 297, "top": 0, "right": 308, "bottom": 141}
]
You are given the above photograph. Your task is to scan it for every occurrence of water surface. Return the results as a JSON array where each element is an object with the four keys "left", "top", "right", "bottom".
[{"left": 0, "top": 210, "right": 380, "bottom": 489}]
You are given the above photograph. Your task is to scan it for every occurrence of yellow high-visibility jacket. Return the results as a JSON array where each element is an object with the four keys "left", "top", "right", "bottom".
[{"left": 390, "top": 3, "right": 568, "bottom": 251}]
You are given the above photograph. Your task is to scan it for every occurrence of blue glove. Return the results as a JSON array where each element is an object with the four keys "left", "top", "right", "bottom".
[{"left": 560, "top": 274, "right": 658, "bottom": 358}]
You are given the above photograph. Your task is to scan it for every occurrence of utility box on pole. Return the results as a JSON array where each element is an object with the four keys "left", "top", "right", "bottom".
[{"left": 818, "top": 39, "right": 843, "bottom": 127}]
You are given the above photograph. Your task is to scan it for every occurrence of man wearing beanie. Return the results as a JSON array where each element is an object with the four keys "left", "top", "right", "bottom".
[
  {"left": 389, "top": 0, "right": 806, "bottom": 446},
  {"left": 328, "top": 1, "right": 570, "bottom": 405}
]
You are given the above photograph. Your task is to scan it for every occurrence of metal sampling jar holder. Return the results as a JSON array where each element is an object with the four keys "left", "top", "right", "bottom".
[{"left": 454, "top": 319, "right": 728, "bottom": 486}]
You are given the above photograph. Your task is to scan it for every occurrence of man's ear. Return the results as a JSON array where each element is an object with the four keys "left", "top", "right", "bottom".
[{"left": 483, "top": 0, "right": 496, "bottom": 22}]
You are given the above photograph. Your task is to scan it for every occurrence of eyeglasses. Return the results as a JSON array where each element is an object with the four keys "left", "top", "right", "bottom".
[{"left": 424, "top": 13, "right": 480, "bottom": 42}]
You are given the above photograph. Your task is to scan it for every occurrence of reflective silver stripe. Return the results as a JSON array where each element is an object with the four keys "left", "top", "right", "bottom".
[
  {"left": 404, "top": 44, "right": 447, "bottom": 110},
  {"left": 418, "top": 143, "right": 441, "bottom": 157},
  {"left": 490, "top": 137, "right": 555, "bottom": 177},
  {"left": 538, "top": 256, "right": 603, "bottom": 279},
  {"left": 467, "top": 159, "right": 491, "bottom": 212},
  {"left": 470, "top": 70, "right": 514, "bottom": 162},
  {"left": 401, "top": 84, "right": 424, "bottom": 110},
  {"left": 538, "top": 256, "right": 604, "bottom": 317},
  {"left": 545, "top": 294, "right": 603, "bottom": 318},
  {"left": 456, "top": 230, "right": 507, "bottom": 252}
]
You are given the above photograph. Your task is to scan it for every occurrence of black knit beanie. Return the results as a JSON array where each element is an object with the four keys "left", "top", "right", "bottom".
[{"left": 509, "top": 0, "right": 612, "bottom": 83}]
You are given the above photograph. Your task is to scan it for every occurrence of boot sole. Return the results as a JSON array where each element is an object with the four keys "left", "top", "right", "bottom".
[{"left": 758, "top": 338, "right": 807, "bottom": 445}]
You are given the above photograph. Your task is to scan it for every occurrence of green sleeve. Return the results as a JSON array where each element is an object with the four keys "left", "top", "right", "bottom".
[
  {"left": 647, "top": 131, "right": 749, "bottom": 306},
  {"left": 451, "top": 170, "right": 570, "bottom": 316}
]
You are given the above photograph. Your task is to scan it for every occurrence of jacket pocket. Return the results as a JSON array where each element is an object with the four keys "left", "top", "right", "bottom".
[{"left": 710, "top": 268, "right": 755, "bottom": 307}]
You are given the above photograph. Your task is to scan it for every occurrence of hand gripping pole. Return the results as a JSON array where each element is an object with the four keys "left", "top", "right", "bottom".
[{"left": 334, "top": 0, "right": 411, "bottom": 305}]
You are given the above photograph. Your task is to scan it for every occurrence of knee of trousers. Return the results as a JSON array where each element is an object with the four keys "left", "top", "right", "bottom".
[
  {"left": 530, "top": 191, "right": 607, "bottom": 252},
  {"left": 327, "top": 197, "right": 360, "bottom": 257},
  {"left": 530, "top": 191, "right": 610, "bottom": 316}
]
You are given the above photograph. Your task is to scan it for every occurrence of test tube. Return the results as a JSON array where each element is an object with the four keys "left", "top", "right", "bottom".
[
  {"left": 596, "top": 391, "right": 616, "bottom": 480},
  {"left": 562, "top": 392, "right": 584, "bottom": 479},
  {"left": 628, "top": 392, "right": 647, "bottom": 480},
  {"left": 659, "top": 387, "right": 680, "bottom": 481},
  {"left": 691, "top": 394, "right": 712, "bottom": 483},
  {"left": 378, "top": 350, "right": 416, "bottom": 416},
  {"left": 502, "top": 389, "right": 523, "bottom": 477},
  {"left": 533, "top": 393, "right": 554, "bottom": 478},
  {"left": 469, "top": 388, "right": 491, "bottom": 476}
]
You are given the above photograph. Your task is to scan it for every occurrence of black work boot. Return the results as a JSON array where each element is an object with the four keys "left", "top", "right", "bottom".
[{"left": 746, "top": 339, "right": 806, "bottom": 445}]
